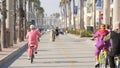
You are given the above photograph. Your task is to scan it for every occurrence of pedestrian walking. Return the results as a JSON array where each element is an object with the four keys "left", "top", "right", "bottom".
[
  {"left": 50, "top": 29, "right": 55, "bottom": 42},
  {"left": 104, "top": 21, "right": 120, "bottom": 68}
]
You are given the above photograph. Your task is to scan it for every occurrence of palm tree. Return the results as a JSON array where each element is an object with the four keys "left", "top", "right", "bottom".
[
  {"left": 27, "top": 0, "right": 31, "bottom": 27},
  {"left": 6, "top": 0, "right": 15, "bottom": 47},
  {"left": 112, "top": 0, "right": 120, "bottom": 29},
  {"left": 60, "top": 0, "right": 67, "bottom": 31},
  {"left": 103, "top": 0, "right": 110, "bottom": 25},
  {"left": 67, "top": 0, "right": 72, "bottom": 30},
  {"left": 33, "top": 0, "right": 44, "bottom": 28},
  {"left": 79, "top": 0, "right": 84, "bottom": 30},
  {"left": 13, "top": 0, "right": 17, "bottom": 44},
  {"left": 79, "top": 0, "right": 85, "bottom": 37},
  {"left": 92, "top": 0, "right": 96, "bottom": 31},
  {"left": 1, "top": 0, "right": 7, "bottom": 50},
  {"left": 73, "top": 0, "right": 76, "bottom": 30},
  {"left": 23, "top": 0, "right": 27, "bottom": 39},
  {"left": 59, "top": 1, "right": 64, "bottom": 26},
  {"left": 17, "top": 0, "right": 24, "bottom": 42}
]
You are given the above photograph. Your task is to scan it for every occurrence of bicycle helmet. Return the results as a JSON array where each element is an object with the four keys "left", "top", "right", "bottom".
[{"left": 30, "top": 25, "right": 35, "bottom": 29}]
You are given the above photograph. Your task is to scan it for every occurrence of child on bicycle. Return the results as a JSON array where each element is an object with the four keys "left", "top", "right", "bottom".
[{"left": 91, "top": 24, "right": 111, "bottom": 67}]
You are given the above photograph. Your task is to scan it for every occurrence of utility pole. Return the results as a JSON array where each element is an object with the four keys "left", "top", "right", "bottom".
[{"left": 1, "top": 0, "right": 7, "bottom": 49}]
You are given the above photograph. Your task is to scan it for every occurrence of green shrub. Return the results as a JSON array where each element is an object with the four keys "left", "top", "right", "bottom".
[
  {"left": 80, "top": 30, "right": 93, "bottom": 37},
  {"left": 68, "top": 29, "right": 93, "bottom": 37},
  {"left": 68, "top": 29, "right": 80, "bottom": 35}
]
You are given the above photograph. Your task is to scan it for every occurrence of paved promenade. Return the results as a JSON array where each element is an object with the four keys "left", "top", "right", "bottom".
[
  {"left": 0, "top": 41, "right": 28, "bottom": 67},
  {"left": 1, "top": 33, "right": 99, "bottom": 68}
]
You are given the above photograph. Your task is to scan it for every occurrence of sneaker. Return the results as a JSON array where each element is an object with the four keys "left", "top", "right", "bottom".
[
  {"left": 95, "top": 63, "right": 99, "bottom": 68},
  {"left": 28, "top": 57, "right": 30, "bottom": 60}
]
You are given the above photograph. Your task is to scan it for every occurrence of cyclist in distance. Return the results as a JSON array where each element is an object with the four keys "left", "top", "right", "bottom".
[
  {"left": 91, "top": 24, "right": 111, "bottom": 67},
  {"left": 26, "top": 25, "right": 41, "bottom": 59},
  {"left": 104, "top": 21, "right": 120, "bottom": 68}
]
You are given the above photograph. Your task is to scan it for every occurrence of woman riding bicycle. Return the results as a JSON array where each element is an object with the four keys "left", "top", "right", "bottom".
[
  {"left": 91, "top": 24, "right": 111, "bottom": 67},
  {"left": 26, "top": 25, "right": 41, "bottom": 60}
]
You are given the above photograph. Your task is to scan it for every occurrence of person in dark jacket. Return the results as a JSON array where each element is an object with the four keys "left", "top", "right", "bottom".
[
  {"left": 104, "top": 21, "right": 120, "bottom": 68},
  {"left": 55, "top": 27, "right": 59, "bottom": 36}
]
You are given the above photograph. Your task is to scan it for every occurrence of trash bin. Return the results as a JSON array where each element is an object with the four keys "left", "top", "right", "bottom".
[{"left": 87, "top": 26, "right": 93, "bottom": 32}]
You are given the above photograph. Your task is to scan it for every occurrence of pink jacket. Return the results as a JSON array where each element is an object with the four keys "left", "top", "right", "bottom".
[{"left": 26, "top": 29, "right": 41, "bottom": 45}]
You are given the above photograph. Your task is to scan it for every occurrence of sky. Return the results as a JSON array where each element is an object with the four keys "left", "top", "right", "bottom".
[{"left": 40, "top": 0, "right": 61, "bottom": 16}]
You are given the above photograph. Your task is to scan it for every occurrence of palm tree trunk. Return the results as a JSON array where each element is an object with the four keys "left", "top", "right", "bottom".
[
  {"left": 1, "top": 0, "right": 7, "bottom": 49},
  {"left": 68, "top": 1, "right": 71, "bottom": 30},
  {"left": 6, "top": 0, "right": 14, "bottom": 47},
  {"left": 79, "top": 0, "right": 84, "bottom": 37},
  {"left": 24, "top": 0, "right": 27, "bottom": 38},
  {"left": 17, "top": 0, "right": 22, "bottom": 42},
  {"left": 80, "top": 0, "right": 84, "bottom": 30},
  {"left": 14, "top": 0, "right": 17, "bottom": 44},
  {"left": 92, "top": 0, "right": 96, "bottom": 31},
  {"left": 103, "top": 0, "right": 110, "bottom": 25},
  {"left": 63, "top": 4, "right": 67, "bottom": 31},
  {"left": 65, "top": 4, "right": 67, "bottom": 31},
  {"left": 20, "top": 0, "right": 24, "bottom": 41},
  {"left": 113, "top": 0, "right": 120, "bottom": 29},
  {"left": 73, "top": 0, "right": 76, "bottom": 30},
  {"left": 27, "top": 0, "right": 31, "bottom": 27}
]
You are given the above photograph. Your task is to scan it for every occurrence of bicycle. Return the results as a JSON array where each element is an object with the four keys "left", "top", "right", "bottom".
[
  {"left": 114, "top": 55, "right": 120, "bottom": 68},
  {"left": 98, "top": 49, "right": 108, "bottom": 68},
  {"left": 90, "top": 38, "right": 108, "bottom": 68},
  {"left": 30, "top": 44, "right": 35, "bottom": 63}
]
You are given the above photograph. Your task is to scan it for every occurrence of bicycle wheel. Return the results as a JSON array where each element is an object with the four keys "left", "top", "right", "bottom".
[
  {"left": 99, "top": 51, "right": 107, "bottom": 68},
  {"left": 116, "top": 59, "right": 120, "bottom": 68},
  {"left": 31, "top": 48, "right": 34, "bottom": 63},
  {"left": 105, "top": 57, "right": 108, "bottom": 68}
]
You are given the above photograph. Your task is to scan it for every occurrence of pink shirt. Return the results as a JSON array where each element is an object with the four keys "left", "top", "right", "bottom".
[{"left": 26, "top": 29, "right": 41, "bottom": 44}]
